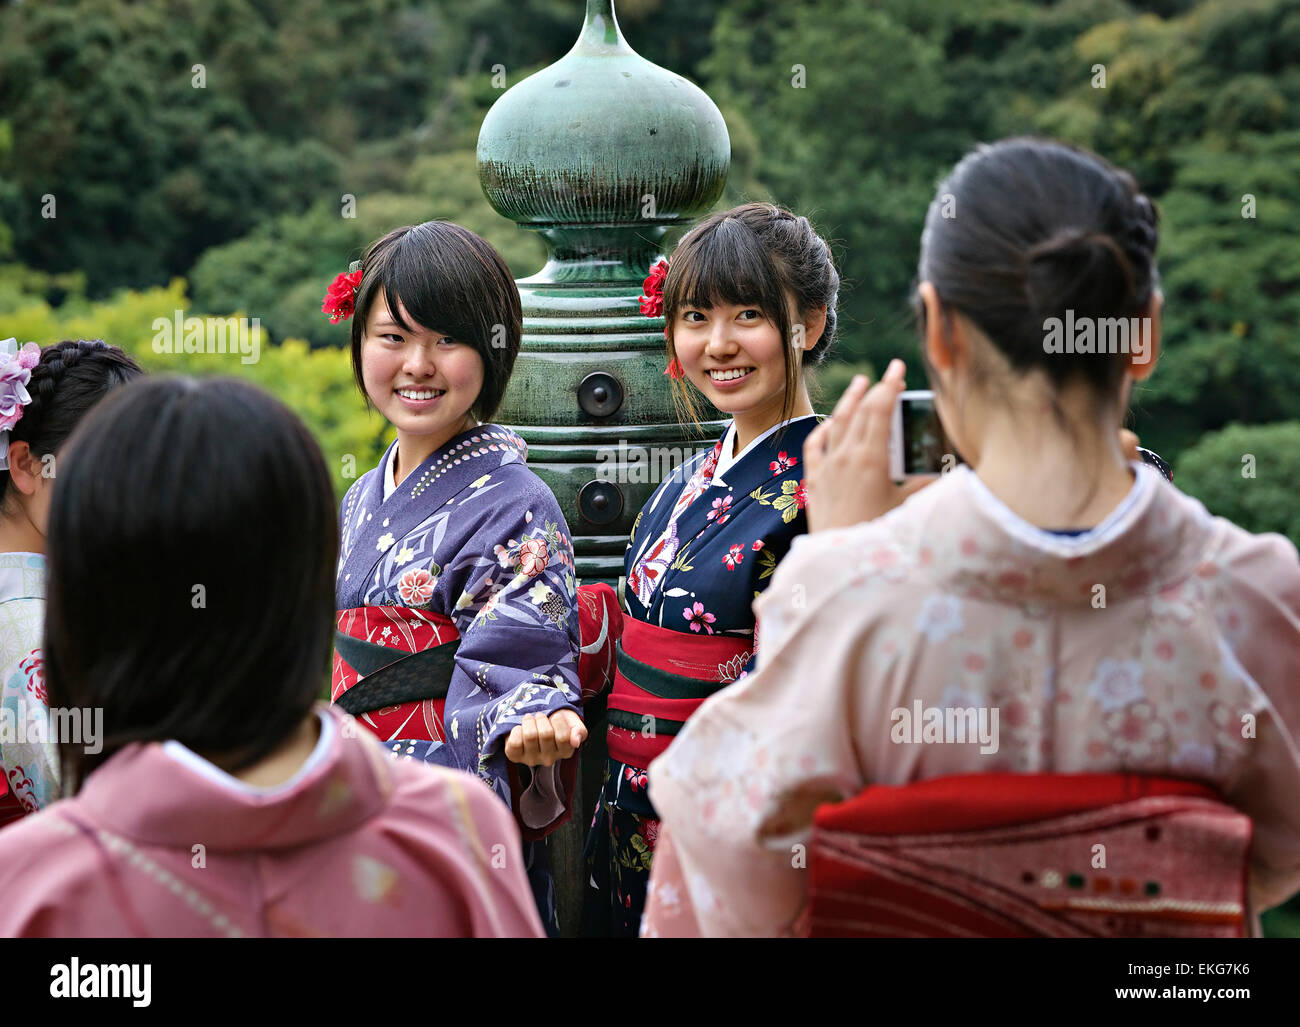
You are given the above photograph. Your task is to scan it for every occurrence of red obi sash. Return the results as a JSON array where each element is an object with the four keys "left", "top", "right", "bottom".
[
  {"left": 605, "top": 618, "right": 752, "bottom": 767},
  {"left": 807, "top": 773, "right": 1252, "bottom": 938},
  {"left": 333, "top": 584, "right": 625, "bottom": 748},
  {"left": 331, "top": 605, "right": 460, "bottom": 744}
]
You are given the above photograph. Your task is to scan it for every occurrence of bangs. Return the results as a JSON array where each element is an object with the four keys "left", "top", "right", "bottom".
[
  {"left": 369, "top": 234, "right": 480, "bottom": 345},
  {"left": 666, "top": 217, "right": 790, "bottom": 322}
]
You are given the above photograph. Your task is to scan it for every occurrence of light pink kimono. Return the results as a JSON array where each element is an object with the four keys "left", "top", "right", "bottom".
[
  {"left": 643, "top": 464, "right": 1300, "bottom": 936},
  {"left": 0, "top": 704, "right": 544, "bottom": 937}
]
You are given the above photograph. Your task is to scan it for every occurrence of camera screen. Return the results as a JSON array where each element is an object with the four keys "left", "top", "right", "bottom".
[{"left": 902, "top": 396, "right": 947, "bottom": 475}]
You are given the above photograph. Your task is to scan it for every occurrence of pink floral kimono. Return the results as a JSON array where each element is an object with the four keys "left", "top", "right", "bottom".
[
  {"left": 642, "top": 464, "right": 1300, "bottom": 936},
  {"left": 0, "top": 704, "right": 544, "bottom": 937}
]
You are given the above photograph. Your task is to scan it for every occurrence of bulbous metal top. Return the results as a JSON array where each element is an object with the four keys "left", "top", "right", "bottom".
[{"left": 477, "top": 0, "right": 729, "bottom": 228}]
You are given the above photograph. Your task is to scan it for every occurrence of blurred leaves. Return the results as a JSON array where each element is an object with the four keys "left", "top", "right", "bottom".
[
  {"left": 1175, "top": 421, "right": 1300, "bottom": 544},
  {"left": 1, "top": 0, "right": 1299, "bottom": 545},
  {"left": 0, "top": 273, "right": 387, "bottom": 501}
]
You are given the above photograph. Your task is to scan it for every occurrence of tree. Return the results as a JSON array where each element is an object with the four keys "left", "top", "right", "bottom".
[{"left": 1174, "top": 421, "right": 1300, "bottom": 546}]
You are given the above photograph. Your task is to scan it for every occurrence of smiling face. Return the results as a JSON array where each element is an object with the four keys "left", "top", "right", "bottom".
[
  {"left": 360, "top": 294, "right": 484, "bottom": 445},
  {"left": 671, "top": 293, "right": 804, "bottom": 423}
]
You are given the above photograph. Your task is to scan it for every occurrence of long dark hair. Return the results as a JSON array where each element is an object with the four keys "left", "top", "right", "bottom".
[
  {"left": 44, "top": 377, "right": 338, "bottom": 793},
  {"left": 0, "top": 340, "right": 143, "bottom": 511},
  {"left": 663, "top": 202, "right": 840, "bottom": 431}
]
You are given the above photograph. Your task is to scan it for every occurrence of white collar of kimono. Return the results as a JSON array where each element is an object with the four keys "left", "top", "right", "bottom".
[
  {"left": 712, "top": 414, "right": 819, "bottom": 486},
  {"left": 161, "top": 707, "right": 336, "bottom": 798},
  {"left": 958, "top": 459, "right": 1156, "bottom": 554},
  {"left": 383, "top": 441, "right": 398, "bottom": 501}
]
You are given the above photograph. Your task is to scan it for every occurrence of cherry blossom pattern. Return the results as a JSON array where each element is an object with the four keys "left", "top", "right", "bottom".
[
  {"left": 1102, "top": 700, "right": 1170, "bottom": 764},
  {"left": 707, "top": 495, "right": 733, "bottom": 524},
  {"left": 769, "top": 451, "right": 798, "bottom": 475},
  {"left": 518, "top": 537, "right": 550, "bottom": 578},
  {"left": 527, "top": 581, "right": 570, "bottom": 626},
  {"left": 393, "top": 546, "right": 416, "bottom": 566},
  {"left": 492, "top": 521, "right": 569, "bottom": 581},
  {"left": 1086, "top": 658, "right": 1146, "bottom": 712},
  {"left": 914, "top": 594, "right": 964, "bottom": 643},
  {"left": 397, "top": 567, "right": 437, "bottom": 607},
  {"left": 683, "top": 601, "right": 716, "bottom": 635},
  {"left": 722, "top": 544, "right": 745, "bottom": 571}
]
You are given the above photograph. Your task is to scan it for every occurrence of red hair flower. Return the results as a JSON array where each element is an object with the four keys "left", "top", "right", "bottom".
[
  {"left": 323, "top": 268, "right": 364, "bottom": 324},
  {"left": 639, "top": 259, "right": 669, "bottom": 318},
  {"left": 663, "top": 357, "right": 685, "bottom": 379}
]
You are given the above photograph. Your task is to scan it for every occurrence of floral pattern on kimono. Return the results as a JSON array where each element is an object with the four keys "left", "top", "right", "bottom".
[
  {"left": 335, "top": 425, "right": 582, "bottom": 826},
  {"left": 644, "top": 464, "right": 1300, "bottom": 936},
  {"left": 623, "top": 416, "right": 820, "bottom": 645},
  {"left": 0, "top": 553, "right": 57, "bottom": 820},
  {"left": 585, "top": 416, "right": 821, "bottom": 936}
]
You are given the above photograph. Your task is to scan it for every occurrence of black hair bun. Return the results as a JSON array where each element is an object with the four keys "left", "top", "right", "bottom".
[{"left": 1025, "top": 228, "right": 1138, "bottom": 319}]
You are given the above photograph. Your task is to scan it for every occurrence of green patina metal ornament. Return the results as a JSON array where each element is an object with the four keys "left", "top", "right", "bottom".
[
  {"left": 477, "top": 0, "right": 730, "bottom": 935},
  {"left": 477, "top": 0, "right": 730, "bottom": 585}
]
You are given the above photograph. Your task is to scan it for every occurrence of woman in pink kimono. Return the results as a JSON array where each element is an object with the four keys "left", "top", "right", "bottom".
[
  {"left": 0, "top": 378, "right": 544, "bottom": 937},
  {"left": 642, "top": 137, "right": 1300, "bottom": 936}
]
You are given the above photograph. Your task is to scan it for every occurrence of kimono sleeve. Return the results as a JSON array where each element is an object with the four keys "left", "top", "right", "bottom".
[
  {"left": 1214, "top": 530, "right": 1300, "bottom": 913},
  {"left": 439, "top": 770, "right": 548, "bottom": 937},
  {"left": 438, "top": 475, "right": 584, "bottom": 839},
  {"left": 641, "top": 825, "right": 702, "bottom": 937},
  {"left": 646, "top": 531, "right": 868, "bottom": 936}
]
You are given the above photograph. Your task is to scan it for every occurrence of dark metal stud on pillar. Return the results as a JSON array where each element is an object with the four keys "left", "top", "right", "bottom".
[{"left": 476, "top": 0, "right": 730, "bottom": 934}]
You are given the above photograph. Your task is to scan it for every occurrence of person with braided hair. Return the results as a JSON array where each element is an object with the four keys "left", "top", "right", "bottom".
[
  {"left": 642, "top": 138, "right": 1300, "bottom": 936},
  {"left": 0, "top": 339, "right": 143, "bottom": 826}
]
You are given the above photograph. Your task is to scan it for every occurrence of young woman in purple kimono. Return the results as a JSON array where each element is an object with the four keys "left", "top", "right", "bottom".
[
  {"left": 328, "top": 221, "right": 589, "bottom": 933},
  {"left": 0, "top": 378, "right": 543, "bottom": 937},
  {"left": 583, "top": 203, "right": 842, "bottom": 936}
]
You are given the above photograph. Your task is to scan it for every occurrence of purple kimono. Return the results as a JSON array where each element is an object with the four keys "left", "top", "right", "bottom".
[{"left": 333, "top": 423, "right": 582, "bottom": 928}]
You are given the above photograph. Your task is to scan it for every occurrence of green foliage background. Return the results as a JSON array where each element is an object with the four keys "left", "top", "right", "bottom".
[
  {"left": 4, "top": 0, "right": 1297, "bottom": 525},
  {"left": 1, "top": 0, "right": 1298, "bottom": 930}
]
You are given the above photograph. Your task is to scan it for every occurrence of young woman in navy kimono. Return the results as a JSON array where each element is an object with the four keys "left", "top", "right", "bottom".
[
  {"left": 328, "top": 221, "right": 595, "bottom": 933},
  {"left": 583, "top": 202, "right": 842, "bottom": 935}
]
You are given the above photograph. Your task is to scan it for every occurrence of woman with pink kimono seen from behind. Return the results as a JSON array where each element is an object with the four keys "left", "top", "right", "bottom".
[
  {"left": 642, "top": 137, "right": 1300, "bottom": 937},
  {"left": 0, "top": 377, "right": 544, "bottom": 937}
]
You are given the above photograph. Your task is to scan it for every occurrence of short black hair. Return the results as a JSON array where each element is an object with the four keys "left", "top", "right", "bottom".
[
  {"left": 349, "top": 221, "right": 522, "bottom": 422},
  {"left": 44, "top": 377, "right": 338, "bottom": 792},
  {"left": 0, "top": 340, "right": 143, "bottom": 511}
]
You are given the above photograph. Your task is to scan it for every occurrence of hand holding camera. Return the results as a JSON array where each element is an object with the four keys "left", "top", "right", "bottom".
[
  {"left": 803, "top": 359, "right": 939, "bottom": 534},
  {"left": 805, "top": 360, "right": 1169, "bottom": 535}
]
